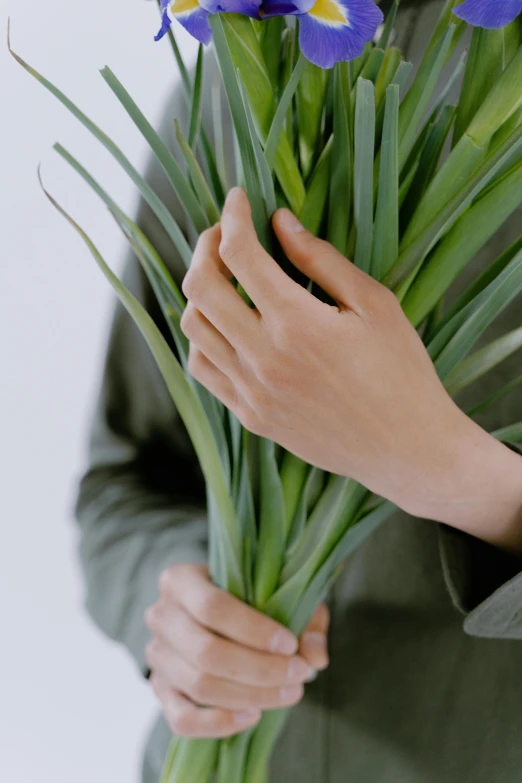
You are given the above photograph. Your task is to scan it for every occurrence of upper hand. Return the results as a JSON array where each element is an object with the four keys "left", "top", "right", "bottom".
[
  {"left": 180, "top": 189, "right": 522, "bottom": 547},
  {"left": 145, "top": 563, "right": 329, "bottom": 739},
  {"left": 180, "top": 188, "right": 467, "bottom": 517}
]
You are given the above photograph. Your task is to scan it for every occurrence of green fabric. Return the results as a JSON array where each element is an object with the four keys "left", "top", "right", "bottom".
[{"left": 74, "top": 3, "right": 522, "bottom": 781}]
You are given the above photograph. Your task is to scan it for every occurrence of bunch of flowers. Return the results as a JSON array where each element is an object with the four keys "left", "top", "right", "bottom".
[{"left": 10, "top": 0, "right": 522, "bottom": 780}]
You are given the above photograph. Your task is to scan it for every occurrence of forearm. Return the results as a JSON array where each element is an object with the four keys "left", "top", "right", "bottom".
[{"left": 399, "top": 410, "right": 522, "bottom": 554}]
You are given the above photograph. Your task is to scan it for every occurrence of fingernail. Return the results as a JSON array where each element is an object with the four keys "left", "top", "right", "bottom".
[
  {"left": 279, "top": 684, "right": 303, "bottom": 703},
  {"left": 278, "top": 208, "right": 305, "bottom": 233},
  {"left": 225, "top": 186, "right": 243, "bottom": 205},
  {"left": 270, "top": 629, "right": 298, "bottom": 655},
  {"left": 306, "top": 668, "right": 319, "bottom": 683},
  {"left": 302, "top": 631, "right": 328, "bottom": 656},
  {"left": 235, "top": 709, "right": 260, "bottom": 725},
  {"left": 287, "top": 657, "right": 312, "bottom": 682}
]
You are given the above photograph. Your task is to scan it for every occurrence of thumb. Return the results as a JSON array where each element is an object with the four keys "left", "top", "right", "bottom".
[
  {"left": 273, "top": 209, "right": 367, "bottom": 310},
  {"left": 299, "top": 603, "right": 330, "bottom": 672}
]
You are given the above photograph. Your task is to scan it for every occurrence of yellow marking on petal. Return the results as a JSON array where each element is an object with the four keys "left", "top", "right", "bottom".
[
  {"left": 171, "top": 0, "right": 200, "bottom": 15},
  {"left": 308, "top": 0, "right": 347, "bottom": 25}
]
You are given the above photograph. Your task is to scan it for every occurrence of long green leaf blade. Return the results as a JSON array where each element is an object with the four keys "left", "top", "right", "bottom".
[
  {"left": 372, "top": 84, "right": 399, "bottom": 281},
  {"left": 39, "top": 178, "right": 244, "bottom": 596},
  {"left": 354, "top": 78, "right": 376, "bottom": 272},
  {"left": 445, "top": 326, "right": 522, "bottom": 397}
]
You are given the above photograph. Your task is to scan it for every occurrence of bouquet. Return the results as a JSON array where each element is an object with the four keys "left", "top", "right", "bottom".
[{"left": 10, "top": 0, "right": 522, "bottom": 779}]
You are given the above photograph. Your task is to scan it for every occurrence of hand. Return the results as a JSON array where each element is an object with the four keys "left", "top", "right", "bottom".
[
  {"left": 180, "top": 188, "right": 522, "bottom": 551},
  {"left": 145, "top": 563, "right": 329, "bottom": 739}
]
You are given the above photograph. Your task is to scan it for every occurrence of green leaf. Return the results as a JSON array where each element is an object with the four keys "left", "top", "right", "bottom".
[
  {"left": 402, "top": 157, "right": 522, "bottom": 325},
  {"left": 466, "top": 42, "right": 522, "bottom": 147},
  {"left": 453, "top": 27, "right": 504, "bottom": 146},
  {"left": 400, "top": 105, "right": 456, "bottom": 230},
  {"left": 377, "top": 1, "right": 399, "bottom": 50},
  {"left": 299, "top": 136, "right": 332, "bottom": 235},
  {"left": 375, "top": 47, "right": 403, "bottom": 110},
  {"left": 214, "top": 14, "right": 305, "bottom": 213},
  {"left": 439, "top": 238, "right": 522, "bottom": 334},
  {"left": 290, "top": 500, "right": 395, "bottom": 635},
  {"left": 467, "top": 374, "right": 522, "bottom": 418},
  {"left": 432, "top": 247, "right": 522, "bottom": 381},
  {"left": 254, "top": 439, "right": 286, "bottom": 606},
  {"left": 188, "top": 44, "right": 204, "bottom": 148},
  {"left": 174, "top": 120, "right": 221, "bottom": 226},
  {"left": 8, "top": 41, "right": 193, "bottom": 267},
  {"left": 297, "top": 60, "right": 329, "bottom": 178},
  {"left": 286, "top": 466, "right": 324, "bottom": 554},
  {"left": 238, "top": 75, "right": 277, "bottom": 221},
  {"left": 354, "top": 78, "right": 376, "bottom": 272},
  {"left": 372, "top": 84, "right": 399, "bottom": 281},
  {"left": 210, "top": 16, "right": 271, "bottom": 249},
  {"left": 328, "top": 64, "right": 352, "bottom": 254},
  {"left": 265, "top": 54, "right": 307, "bottom": 172},
  {"left": 375, "top": 60, "right": 413, "bottom": 140},
  {"left": 155, "top": 1, "right": 191, "bottom": 93},
  {"left": 385, "top": 120, "right": 522, "bottom": 290},
  {"left": 211, "top": 75, "right": 228, "bottom": 196},
  {"left": 444, "top": 326, "right": 522, "bottom": 397},
  {"left": 260, "top": 16, "right": 285, "bottom": 90},
  {"left": 360, "top": 48, "right": 385, "bottom": 84},
  {"left": 398, "top": 25, "right": 454, "bottom": 168},
  {"left": 279, "top": 451, "right": 310, "bottom": 539},
  {"left": 38, "top": 176, "right": 244, "bottom": 597},
  {"left": 99, "top": 66, "right": 210, "bottom": 235},
  {"left": 491, "top": 423, "right": 522, "bottom": 443}
]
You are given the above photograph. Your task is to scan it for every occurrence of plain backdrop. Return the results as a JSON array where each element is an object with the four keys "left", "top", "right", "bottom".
[{"left": 1, "top": 1, "right": 198, "bottom": 780}]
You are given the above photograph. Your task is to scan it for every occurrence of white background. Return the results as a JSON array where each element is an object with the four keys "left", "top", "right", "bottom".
[{"left": 1, "top": 1, "right": 198, "bottom": 780}]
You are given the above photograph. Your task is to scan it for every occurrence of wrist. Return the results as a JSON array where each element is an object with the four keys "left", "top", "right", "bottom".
[{"left": 401, "top": 407, "right": 522, "bottom": 552}]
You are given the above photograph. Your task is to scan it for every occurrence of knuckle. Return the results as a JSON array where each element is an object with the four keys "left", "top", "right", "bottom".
[
  {"left": 194, "top": 589, "right": 225, "bottom": 626},
  {"left": 193, "top": 634, "right": 219, "bottom": 670},
  {"left": 145, "top": 639, "right": 158, "bottom": 667},
  {"left": 219, "top": 236, "right": 241, "bottom": 266},
  {"left": 187, "top": 347, "right": 204, "bottom": 378},
  {"left": 182, "top": 271, "right": 201, "bottom": 302},
  {"left": 190, "top": 671, "right": 212, "bottom": 702},
  {"left": 168, "top": 707, "right": 194, "bottom": 737},
  {"left": 158, "top": 567, "right": 175, "bottom": 597},
  {"left": 144, "top": 603, "right": 160, "bottom": 631},
  {"left": 237, "top": 404, "right": 266, "bottom": 437}
]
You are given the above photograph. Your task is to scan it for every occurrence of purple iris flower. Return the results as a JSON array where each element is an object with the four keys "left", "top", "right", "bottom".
[
  {"left": 261, "top": 0, "right": 383, "bottom": 68},
  {"left": 155, "top": 0, "right": 382, "bottom": 69},
  {"left": 154, "top": 0, "right": 261, "bottom": 45},
  {"left": 454, "top": 0, "right": 522, "bottom": 28}
]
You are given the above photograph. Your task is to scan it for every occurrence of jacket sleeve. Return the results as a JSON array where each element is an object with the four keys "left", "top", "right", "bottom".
[
  {"left": 438, "top": 444, "right": 522, "bottom": 640},
  {"left": 74, "top": 85, "right": 209, "bottom": 674}
]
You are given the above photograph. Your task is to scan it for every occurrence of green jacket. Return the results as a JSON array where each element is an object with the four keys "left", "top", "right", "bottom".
[{"left": 75, "top": 3, "right": 522, "bottom": 781}]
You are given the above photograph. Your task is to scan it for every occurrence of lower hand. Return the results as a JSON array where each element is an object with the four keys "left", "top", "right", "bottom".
[{"left": 145, "top": 563, "right": 329, "bottom": 739}]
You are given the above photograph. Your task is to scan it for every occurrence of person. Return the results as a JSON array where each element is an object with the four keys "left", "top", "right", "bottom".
[{"left": 75, "top": 2, "right": 522, "bottom": 781}]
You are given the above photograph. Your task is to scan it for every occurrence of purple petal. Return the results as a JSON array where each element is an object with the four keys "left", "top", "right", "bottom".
[
  {"left": 170, "top": 0, "right": 213, "bottom": 45},
  {"left": 201, "top": 0, "right": 262, "bottom": 17},
  {"left": 299, "top": 0, "right": 383, "bottom": 68},
  {"left": 154, "top": 9, "right": 173, "bottom": 41},
  {"left": 454, "top": 0, "right": 522, "bottom": 28},
  {"left": 261, "top": 0, "right": 301, "bottom": 17}
]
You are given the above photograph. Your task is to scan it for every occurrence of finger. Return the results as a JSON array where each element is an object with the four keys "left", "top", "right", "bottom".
[
  {"left": 181, "top": 304, "right": 239, "bottom": 378},
  {"left": 187, "top": 345, "right": 239, "bottom": 410},
  {"left": 299, "top": 603, "right": 330, "bottom": 671},
  {"left": 220, "top": 188, "right": 301, "bottom": 310},
  {"left": 147, "top": 602, "right": 311, "bottom": 688},
  {"left": 161, "top": 563, "right": 299, "bottom": 656},
  {"left": 151, "top": 675, "right": 261, "bottom": 739},
  {"left": 182, "top": 225, "right": 261, "bottom": 349},
  {"left": 273, "top": 208, "right": 372, "bottom": 312},
  {"left": 147, "top": 644, "right": 304, "bottom": 711}
]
